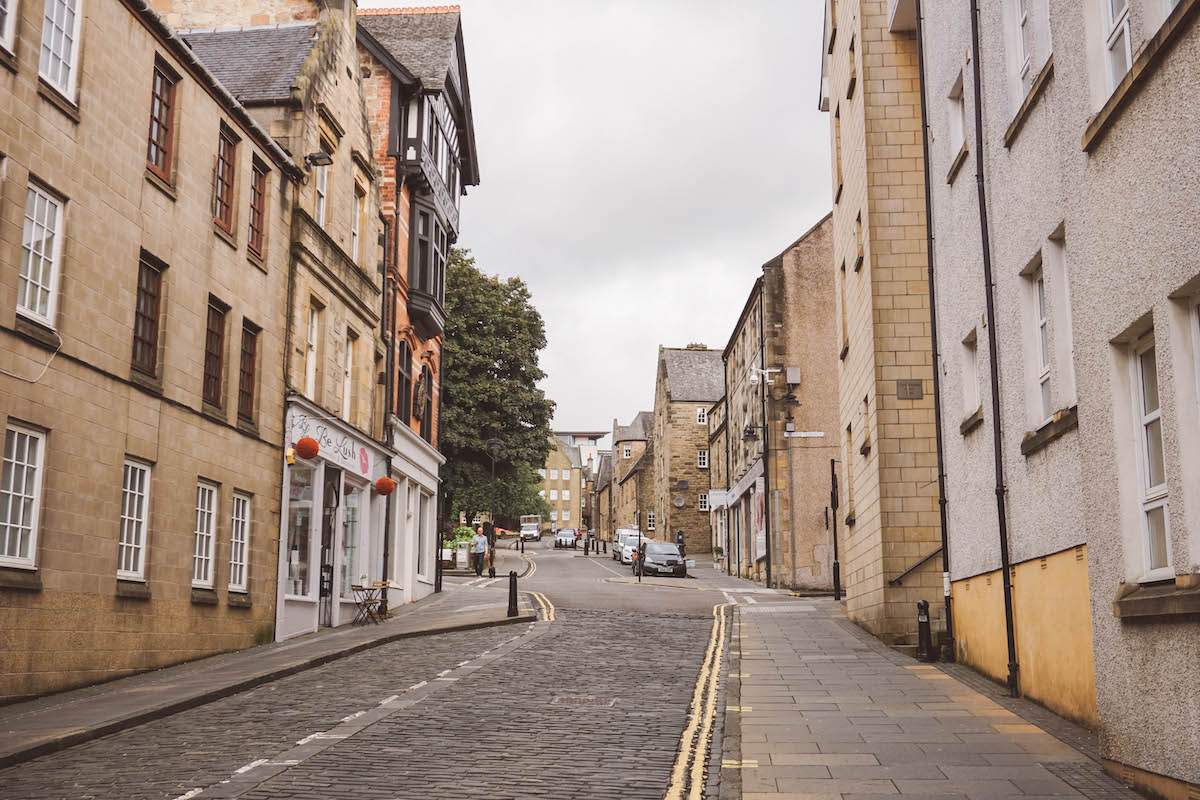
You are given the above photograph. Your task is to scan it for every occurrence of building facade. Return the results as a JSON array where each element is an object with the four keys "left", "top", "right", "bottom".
[
  {"left": 707, "top": 398, "right": 729, "bottom": 558},
  {"left": 593, "top": 451, "right": 613, "bottom": 542},
  {"left": 920, "top": 0, "right": 1200, "bottom": 793},
  {"left": 538, "top": 436, "right": 582, "bottom": 532},
  {"left": 612, "top": 412, "right": 654, "bottom": 533},
  {"left": 356, "top": 6, "right": 479, "bottom": 606},
  {"left": 0, "top": 0, "right": 299, "bottom": 698},
  {"left": 819, "top": 0, "right": 943, "bottom": 645},
  {"left": 651, "top": 346, "right": 723, "bottom": 554}
]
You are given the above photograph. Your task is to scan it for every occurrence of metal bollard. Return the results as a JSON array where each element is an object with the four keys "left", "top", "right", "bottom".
[
  {"left": 916, "top": 599, "right": 933, "bottom": 662},
  {"left": 520, "top": 537, "right": 525, "bottom": 553},
  {"left": 507, "top": 570, "right": 518, "bottom": 618},
  {"left": 584, "top": 539, "right": 589, "bottom": 556},
  {"left": 602, "top": 540, "right": 607, "bottom": 554}
]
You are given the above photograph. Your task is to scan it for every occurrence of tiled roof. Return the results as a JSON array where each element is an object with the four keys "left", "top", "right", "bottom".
[
  {"left": 357, "top": 8, "right": 460, "bottom": 91},
  {"left": 180, "top": 24, "right": 316, "bottom": 104},
  {"left": 661, "top": 347, "right": 724, "bottom": 402},
  {"left": 614, "top": 411, "right": 653, "bottom": 443}
]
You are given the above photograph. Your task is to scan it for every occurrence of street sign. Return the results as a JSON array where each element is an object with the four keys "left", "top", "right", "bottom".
[{"left": 787, "top": 431, "right": 825, "bottom": 438}]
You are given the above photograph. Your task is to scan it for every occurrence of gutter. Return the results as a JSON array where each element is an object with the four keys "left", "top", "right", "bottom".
[
  {"left": 914, "top": 0, "right": 956, "bottom": 661},
  {"left": 969, "top": 0, "right": 1020, "bottom": 696}
]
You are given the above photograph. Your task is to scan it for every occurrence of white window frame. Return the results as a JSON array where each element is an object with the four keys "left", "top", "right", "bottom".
[
  {"left": 962, "top": 331, "right": 981, "bottom": 415},
  {"left": 1012, "top": 0, "right": 1034, "bottom": 97},
  {"left": 563, "top": 489, "right": 570, "bottom": 501},
  {"left": 341, "top": 332, "right": 355, "bottom": 422},
  {"left": 1034, "top": 270, "right": 1053, "bottom": 425},
  {"left": 622, "top": 445, "right": 631, "bottom": 459},
  {"left": 948, "top": 73, "right": 966, "bottom": 156},
  {"left": 192, "top": 481, "right": 217, "bottom": 587},
  {"left": 1, "top": 424, "right": 46, "bottom": 569},
  {"left": 550, "top": 510, "right": 558, "bottom": 522},
  {"left": 550, "top": 489, "right": 558, "bottom": 501},
  {"left": 1103, "top": 0, "right": 1133, "bottom": 93},
  {"left": 118, "top": 459, "right": 151, "bottom": 580},
  {"left": 38, "top": 0, "right": 84, "bottom": 99},
  {"left": 647, "top": 511, "right": 656, "bottom": 531},
  {"left": 563, "top": 510, "right": 570, "bottom": 522},
  {"left": 550, "top": 469, "right": 559, "bottom": 480},
  {"left": 304, "top": 305, "right": 319, "bottom": 399},
  {"left": 699, "top": 493, "right": 709, "bottom": 512},
  {"left": 229, "top": 492, "right": 250, "bottom": 592},
  {"left": 1132, "top": 335, "right": 1173, "bottom": 582},
  {"left": 696, "top": 406, "right": 707, "bottom": 425},
  {"left": 0, "top": 0, "right": 19, "bottom": 52},
  {"left": 18, "top": 184, "right": 65, "bottom": 328},
  {"left": 698, "top": 449, "right": 709, "bottom": 469},
  {"left": 314, "top": 162, "right": 328, "bottom": 226},
  {"left": 416, "top": 491, "right": 431, "bottom": 582},
  {"left": 350, "top": 189, "right": 363, "bottom": 263}
]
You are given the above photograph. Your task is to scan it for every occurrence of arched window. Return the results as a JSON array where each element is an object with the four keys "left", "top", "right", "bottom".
[{"left": 397, "top": 339, "right": 412, "bottom": 421}]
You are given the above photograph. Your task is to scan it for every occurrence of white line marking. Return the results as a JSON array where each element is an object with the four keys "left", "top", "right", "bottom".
[
  {"left": 436, "top": 669, "right": 452, "bottom": 677},
  {"left": 268, "top": 760, "right": 302, "bottom": 766},
  {"left": 434, "top": 676, "right": 458, "bottom": 681},
  {"left": 408, "top": 681, "right": 428, "bottom": 690},
  {"left": 380, "top": 694, "right": 401, "bottom": 704},
  {"left": 746, "top": 596, "right": 758, "bottom": 604},
  {"left": 341, "top": 711, "right": 365, "bottom": 722},
  {"left": 457, "top": 660, "right": 470, "bottom": 667},
  {"left": 235, "top": 758, "right": 268, "bottom": 774},
  {"left": 173, "top": 790, "right": 203, "bottom": 800},
  {"left": 296, "top": 733, "right": 321, "bottom": 745},
  {"left": 721, "top": 592, "right": 734, "bottom": 604}
]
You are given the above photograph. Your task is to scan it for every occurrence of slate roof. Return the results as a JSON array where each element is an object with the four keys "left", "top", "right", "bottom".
[
  {"left": 661, "top": 348, "right": 725, "bottom": 402},
  {"left": 180, "top": 24, "right": 316, "bottom": 104},
  {"left": 357, "top": 8, "right": 460, "bottom": 92},
  {"left": 614, "top": 411, "right": 653, "bottom": 443},
  {"left": 595, "top": 452, "right": 613, "bottom": 491}
]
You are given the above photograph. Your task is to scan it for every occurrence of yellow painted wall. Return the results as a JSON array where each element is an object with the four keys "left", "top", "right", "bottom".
[{"left": 952, "top": 545, "right": 1098, "bottom": 729}]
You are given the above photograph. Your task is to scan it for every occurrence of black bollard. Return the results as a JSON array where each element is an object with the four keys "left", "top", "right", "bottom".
[
  {"left": 602, "top": 540, "right": 607, "bottom": 554},
  {"left": 916, "top": 599, "right": 933, "bottom": 662},
  {"left": 520, "top": 537, "right": 525, "bottom": 553},
  {"left": 584, "top": 539, "right": 589, "bottom": 556},
  {"left": 507, "top": 570, "right": 518, "bottom": 618}
]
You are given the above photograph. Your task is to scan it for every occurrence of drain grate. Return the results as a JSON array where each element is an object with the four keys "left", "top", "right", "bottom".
[{"left": 551, "top": 695, "right": 617, "bottom": 708}]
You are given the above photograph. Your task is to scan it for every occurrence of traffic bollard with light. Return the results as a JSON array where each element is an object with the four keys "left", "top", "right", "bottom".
[
  {"left": 507, "top": 571, "right": 518, "bottom": 618},
  {"left": 916, "top": 599, "right": 933, "bottom": 662}
]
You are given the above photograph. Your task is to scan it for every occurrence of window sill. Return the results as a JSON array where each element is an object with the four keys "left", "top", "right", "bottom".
[
  {"left": 1083, "top": 0, "right": 1199, "bottom": 152},
  {"left": 227, "top": 591, "right": 252, "bottom": 608},
  {"left": 13, "top": 313, "right": 62, "bottom": 351},
  {"left": 859, "top": 441, "right": 871, "bottom": 456},
  {"left": 834, "top": 182, "right": 843, "bottom": 204},
  {"left": 853, "top": 253, "right": 863, "bottom": 272},
  {"left": 116, "top": 579, "right": 151, "bottom": 600},
  {"left": 0, "top": 565, "right": 42, "bottom": 592},
  {"left": 247, "top": 249, "right": 267, "bottom": 274},
  {"left": 1004, "top": 55, "right": 1054, "bottom": 148},
  {"left": 191, "top": 587, "right": 219, "bottom": 605},
  {"left": 236, "top": 416, "right": 259, "bottom": 437},
  {"left": 846, "top": 75, "right": 856, "bottom": 100},
  {"left": 201, "top": 401, "right": 228, "bottom": 424},
  {"left": 955, "top": 407, "right": 984, "bottom": 438},
  {"left": 37, "top": 77, "right": 80, "bottom": 124},
  {"left": 213, "top": 222, "right": 237, "bottom": 250},
  {"left": 144, "top": 168, "right": 177, "bottom": 202},
  {"left": 1113, "top": 575, "right": 1200, "bottom": 619},
  {"left": 946, "top": 142, "right": 968, "bottom": 184},
  {"left": 840, "top": 344, "right": 849, "bottom": 361},
  {"left": 0, "top": 44, "right": 16, "bottom": 75},
  {"left": 129, "top": 367, "right": 163, "bottom": 396},
  {"left": 1020, "top": 405, "right": 1078, "bottom": 457}
]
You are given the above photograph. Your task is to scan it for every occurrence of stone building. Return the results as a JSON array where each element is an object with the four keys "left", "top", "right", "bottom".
[
  {"left": 592, "top": 451, "right": 613, "bottom": 542},
  {"left": 651, "top": 346, "right": 723, "bottom": 554},
  {"left": 722, "top": 215, "right": 839, "bottom": 589},
  {"left": 538, "top": 435, "right": 581, "bottom": 533},
  {"left": 920, "top": 0, "right": 1200, "bottom": 793},
  {"left": 707, "top": 398, "right": 729, "bottom": 558},
  {"left": 356, "top": 6, "right": 479, "bottom": 606},
  {"left": 818, "top": 0, "right": 943, "bottom": 644},
  {"left": 0, "top": 0, "right": 298, "bottom": 699},
  {"left": 612, "top": 412, "right": 654, "bottom": 534},
  {"left": 172, "top": 0, "right": 387, "bottom": 639}
]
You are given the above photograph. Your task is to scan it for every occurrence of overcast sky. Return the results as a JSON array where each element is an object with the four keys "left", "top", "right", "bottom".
[{"left": 363, "top": 0, "right": 832, "bottom": 436}]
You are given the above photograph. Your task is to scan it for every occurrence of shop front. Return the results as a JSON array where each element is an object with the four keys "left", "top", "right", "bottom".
[
  {"left": 276, "top": 396, "right": 389, "bottom": 641},
  {"left": 385, "top": 419, "right": 444, "bottom": 605}
]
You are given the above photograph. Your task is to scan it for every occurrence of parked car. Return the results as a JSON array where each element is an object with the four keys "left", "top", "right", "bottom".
[
  {"left": 635, "top": 540, "right": 687, "bottom": 578},
  {"left": 613, "top": 528, "right": 640, "bottom": 561},
  {"left": 554, "top": 529, "right": 578, "bottom": 549},
  {"left": 620, "top": 534, "right": 645, "bottom": 565}
]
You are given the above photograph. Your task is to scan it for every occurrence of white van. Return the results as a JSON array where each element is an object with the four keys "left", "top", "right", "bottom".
[{"left": 612, "top": 527, "right": 641, "bottom": 561}]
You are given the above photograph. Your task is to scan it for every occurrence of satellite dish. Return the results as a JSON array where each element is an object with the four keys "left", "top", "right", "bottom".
[
  {"left": 677, "top": 479, "right": 689, "bottom": 490},
  {"left": 673, "top": 496, "right": 685, "bottom": 508}
]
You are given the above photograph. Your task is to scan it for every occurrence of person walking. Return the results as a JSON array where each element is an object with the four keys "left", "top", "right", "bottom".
[
  {"left": 675, "top": 530, "right": 686, "bottom": 559},
  {"left": 470, "top": 526, "right": 488, "bottom": 577}
]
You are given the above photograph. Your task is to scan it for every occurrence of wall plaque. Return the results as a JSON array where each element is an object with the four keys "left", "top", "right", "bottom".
[{"left": 897, "top": 379, "right": 924, "bottom": 400}]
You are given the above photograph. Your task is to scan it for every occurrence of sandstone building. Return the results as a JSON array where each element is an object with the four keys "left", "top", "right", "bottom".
[
  {"left": 818, "top": 0, "right": 943, "bottom": 645},
  {"left": 651, "top": 346, "right": 723, "bottom": 554},
  {"left": 612, "top": 412, "right": 654, "bottom": 534},
  {"left": 538, "top": 435, "right": 582, "bottom": 533},
  {"left": 0, "top": 0, "right": 299, "bottom": 698}
]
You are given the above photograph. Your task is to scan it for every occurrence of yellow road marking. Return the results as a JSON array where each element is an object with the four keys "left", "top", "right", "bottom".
[
  {"left": 721, "top": 759, "right": 758, "bottom": 769},
  {"left": 726, "top": 706, "right": 752, "bottom": 712},
  {"left": 526, "top": 590, "right": 555, "bottom": 622}
]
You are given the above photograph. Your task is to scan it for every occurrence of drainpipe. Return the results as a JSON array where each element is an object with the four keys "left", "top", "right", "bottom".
[
  {"left": 722, "top": 353, "right": 733, "bottom": 576},
  {"left": 969, "top": 0, "right": 1019, "bottom": 696},
  {"left": 758, "top": 286, "right": 773, "bottom": 589},
  {"left": 914, "top": 0, "right": 955, "bottom": 661}
]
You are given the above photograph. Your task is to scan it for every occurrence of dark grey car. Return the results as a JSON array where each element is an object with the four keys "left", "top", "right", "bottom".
[{"left": 635, "top": 541, "right": 687, "bottom": 578}]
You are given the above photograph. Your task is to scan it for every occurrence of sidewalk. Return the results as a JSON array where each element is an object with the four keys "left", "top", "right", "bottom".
[
  {"left": 721, "top": 598, "right": 1142, "bottom": 800},
  {"left": 0, "top": 575, "right": 537, "bottom": 770}
]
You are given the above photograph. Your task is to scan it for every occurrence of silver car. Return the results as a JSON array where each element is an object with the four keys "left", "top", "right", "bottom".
[{"left": 554, "top": 529, "right": 577, "bottom": 548}]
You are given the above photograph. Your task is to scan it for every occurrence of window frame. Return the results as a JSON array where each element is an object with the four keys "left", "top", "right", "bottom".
[
  {"left": 237, "top": 322, "right": 259, "bottom": 424},
  {"left": 202, "top": 299, "right": 228, "bottom": 408},
  {"left": 1033, "top": 270, "right": 1053, "bottom": 425},
  {"left": 38, "top": 0, "right": 84, "bottom": 99},
  {"left": 697, "top": 449, "right": 709, "bottom": 469},
  {"left": 396, "top": 338, "right": 412, "bottom": 421},
  {"left": 305, "top": 302, "right": 321, "bottom": 400},
  {"left": 212, "top": 126, "right": 239, "bottom": 234},
  {"left": 948, "top": 73, "right": 967, "bottom": 156},
  {"left": 1103, "top": 0, "right": 1133, "bottom": 92},
  {"left": 563, "top": 489, "right": 570, "bottom": 501},
  {"left": 342, "top": 329, "right": 356, "bottom": 423},
  {"left": 248, "top": 160, "right": 268, "bottom": 258},
  {"left": 0, "top": 0, "right": 18, "bottom": 52},
  {"left": 622, "top": 445, "right": 631, "bottom": 459},
  {"left": 0, "top": 424, "right": 46, "bottom": 569},
  {"left": 549, "top": 489, "right": 558, "bottom": 501},
  {"left": 696, "top": 406, "right": 707, "bottom": 425},
  {"left": 131, "top": 253, "right": 164, "bottom": 376},
  {"left": 351, "top": 186, "right": 364, "bottom": 264},
  {"left": 192, "top": 481, "right": 218, "bottom": 588},
  {"left": 647, "top": 511, "right": 656, "bottom": 531},
  {"left": 1012, "top": 0, "right": 1033, "bottom": 97},
  {"left": 699, "top": 493, "right": 709, "bottom": 512},
  {"left": 118, "top": 459, "right": 151, "bottom": 580},
  {"left": 419, "top": 365, "right": 433, "bottom": 441},
  {"left": 962, "top": 331, "right": 981, "bottom": 415},
  {"left": 314, "top": 142, "right": 331, "bottom": 227},
  {"left": 562, "top": 510, "right": 570, "bottom": 522},
  {"left": 229, "top": 491, "right": 250, "bottom": 592},
  {"left": 550, "top": 469, "right": 559, "bottom": 481},
  {"left": 538, "top": 468, "right": 546, "bottom": 479},
  {"left": 146, "top": 60, "right": 179, "bottom": 183},
  {"left": 18, "top": 183, "right": 65, "bottom": 328},
  {"left": 1131, "top": 334, "right": 1172, "bottom": 582}
]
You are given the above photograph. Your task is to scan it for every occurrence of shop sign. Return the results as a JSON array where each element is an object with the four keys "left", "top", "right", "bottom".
[{"left": 288, "top": 406, "right": 375, "bottom": 479}]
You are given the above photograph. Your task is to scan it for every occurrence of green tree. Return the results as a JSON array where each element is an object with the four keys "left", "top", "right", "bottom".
[{"left": 441, "top": 249, "right": 554, "bottom": 523}]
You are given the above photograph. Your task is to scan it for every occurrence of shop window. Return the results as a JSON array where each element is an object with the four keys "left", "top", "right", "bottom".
[{"left": 286, "top": 465, "right": 314, "bottom": 596}]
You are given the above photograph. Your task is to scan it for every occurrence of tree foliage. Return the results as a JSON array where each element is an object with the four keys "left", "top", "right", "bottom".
[{"left": 441, "top": 249, "right": 554, "bottom": 522}]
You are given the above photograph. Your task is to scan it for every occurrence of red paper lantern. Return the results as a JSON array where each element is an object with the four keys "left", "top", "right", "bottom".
[
  {"left": 295, "top": 437, "right": 319, "bottom": 460},
  {"left": 375, "top": 477, "right": 396, "bottom": 496}
]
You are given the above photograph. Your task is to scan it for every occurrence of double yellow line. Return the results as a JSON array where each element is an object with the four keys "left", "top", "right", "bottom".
[
  {"left": 527, "top": 590, "right": 556, "bottom": 622},
  {"left": 665, "top": 602, "right": 733, "bottom": 800}
]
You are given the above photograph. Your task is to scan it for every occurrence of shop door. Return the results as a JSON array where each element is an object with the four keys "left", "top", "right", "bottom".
[{"left": 320, "top": 467, "right": 342, "bottom": 627}]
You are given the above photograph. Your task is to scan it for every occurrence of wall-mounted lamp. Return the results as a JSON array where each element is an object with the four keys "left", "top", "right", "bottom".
[{"left": 305, "top": 151, "right": 333, "bottom": 168}]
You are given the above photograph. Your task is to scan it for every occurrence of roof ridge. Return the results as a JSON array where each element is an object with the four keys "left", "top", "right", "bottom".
[
  {"left": 177, "top": 21, "right": 315, "bottom": 34},
  {"left": 358, "top": 5, "right": 460, "bottom": 16}
]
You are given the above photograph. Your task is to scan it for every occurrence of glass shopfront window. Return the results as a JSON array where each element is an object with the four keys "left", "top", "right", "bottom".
[
  {"left": 287, "top": 465, "right": 314, "bottom": 596},
  {"left": 340, "top": 481, "right": 363, "bottom": 597}
]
